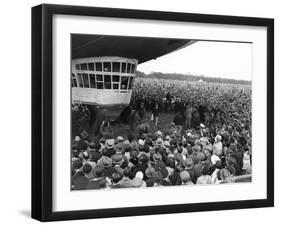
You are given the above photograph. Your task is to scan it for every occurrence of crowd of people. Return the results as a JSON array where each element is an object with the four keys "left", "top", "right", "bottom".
[{"left": 71, "top": 78, "right": 252, "bottom": 190}]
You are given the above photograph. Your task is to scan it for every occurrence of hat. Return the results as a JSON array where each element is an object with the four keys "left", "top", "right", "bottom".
[
  {"left": 72, "top": 159, "right": 83, "bottom": 170},
  {"left": 215, "top": 135, "right": 222, "bottom": 142},
  {"left": 167, "top": 153, "right": 175, "bottom": 159},
  {"left": 146, "top": 178, "right": 155, "bottom": 187},
  {"left": 117, "top": 136, "right": 124, "bottom": 142},
  {"left": 156, "top": 130, "right": 162, "bottom": 138},
  {"left": 153, "top": 153, "right": 162, "bottom": 162},
  {"left": 156, "top": 138, "right": 163, "bottom": 147},
  {"left": 138, "top": 139, "right": 145, "bottom": 146},
  {"left": 145, "top": 167, "right": 156, "bottom": 178},
  {"left": 94, "top": 166, "right": 104, "bottom": 177},
  {"left": 115, "top": 143, "right": 124, "bottom": 153},
  {"left": 180, "top": 170, "right": 191, "bottom": 182},
  {"left": 211, "top": 154, "right": 220, "bottom": 165},
  {"left": 112, "top": 153, "right": 123, "bottom": 165},
  {"left": 197, "top": 152, "right": 206, "bottom": 162},
  {"left": 165, "top": 135, "right": 171, "bottom": 141},
  {"left": 124, "top": 140, "right": 130, "bottom": 145},
  {"left": 164, "top": 140, "right": 170, "bottom": 147},
  {"left": 151, "top": 171, "right": 163, "bottom": 183},
  {"left": 135, "top": 171, "right": 144, "bottom": 180},
  {"left": 105, "top": 139, "right": 115, "bottom": 149},
  {"left": 184, "top": 158, "right": 194, "bottom": 170},
  {"left": 75, "top": 136, "right": 81, "bottom": 142},
  {"left": 99, "top": 156, "right": 112, "bottom": 168},
  {"left": 130, "top": 150, "right": 139, "bottom": 159}
]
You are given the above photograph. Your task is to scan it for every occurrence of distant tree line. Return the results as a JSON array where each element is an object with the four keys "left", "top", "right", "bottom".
[{"left": 135, "top": 71, "right": 251, "bottom": 85}]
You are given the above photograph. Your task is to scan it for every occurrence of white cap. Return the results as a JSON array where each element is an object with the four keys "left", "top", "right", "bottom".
[
  {"left": 138, "top": 139, "right": 145, "bottom": 146},
  {"left": 75, "top": 136, "right": 81, "bottom": 142},
  {"left": 135, "top": 171, "right": 144, "bottom": 180},
  {"left": 211, "top": 155, "right": 220, "bottom": 165}
]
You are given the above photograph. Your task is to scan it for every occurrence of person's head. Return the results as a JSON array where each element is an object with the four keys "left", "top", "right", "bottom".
[
  {"left": 105, "top": 139, "right": 115, "bottom": 149},
  {"left": 77, "top": 140, "right": 88, "bottom": 151},
  {"left": 152, "top": 171, "right": 163, "bottom": 184},
  {"left": 72, "top": 159, "right": 83, "bottom": 170},
  {"left": 214, "top": 160, "right": 222, "bottom": 169},
  {"left": 95, "top": 166, "right": 104, "bottom": 178},
  {"left": 111, "top": 172, "right": 122, "bottom": 184},
  {"left": 166, "top": 158, "right": 175, "bottom": 169},
  {"left": 215, "top": 135, "right": 222, "bottom": 143},
  {"left": 82, "top": 163, "right": 92, "bottom": 174},
  {"left": 123, "top": 167, "right": 131, "bottom": 178},
  {"left": 128, "top": 134, "right": 135, "bottom": 143},
  {"left": 135, "top": 171, "right": 144, "bottom": 180},
  {"left": 219, "top": 168, "right": 231, "bottom": 181},
  {"left": 201, "top": 164, "right": 210, "bottom": 175},
  {"left": 180, "top": 170, "right": 191, "bottom": 183},
  {"left": 177, "top": 146, "right": 183, "bottom": 154}
]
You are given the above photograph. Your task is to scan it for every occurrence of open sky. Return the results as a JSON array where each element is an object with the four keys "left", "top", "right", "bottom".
[{"left": 137, "top": 40, "right": 252, "bottom": 81}]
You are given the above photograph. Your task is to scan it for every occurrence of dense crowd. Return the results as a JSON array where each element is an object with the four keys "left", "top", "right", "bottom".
[{"left": 71, "top": 78, "right": 252, "bottom": 190}]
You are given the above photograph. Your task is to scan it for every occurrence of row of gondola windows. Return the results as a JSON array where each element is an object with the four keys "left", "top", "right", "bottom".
[
  {"left": 75, "top": 62, "right": 136, "bottom": 74},
  {"left": 72, "top": 73, "right": 134, "bottom": 90}
]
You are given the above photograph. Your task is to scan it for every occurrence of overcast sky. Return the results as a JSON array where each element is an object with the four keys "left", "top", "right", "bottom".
[{"left": 137, "top": 41, "right": 252, "bottom": 81}]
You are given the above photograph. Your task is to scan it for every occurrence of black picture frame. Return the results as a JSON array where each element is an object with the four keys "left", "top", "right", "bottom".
[{"left": 32, "top": 4, "right": 274, "bottom": 222}]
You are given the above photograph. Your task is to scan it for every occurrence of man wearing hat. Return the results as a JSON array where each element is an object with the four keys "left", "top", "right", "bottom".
[
  {"left": 97, "top": 156, "right": 116, "bottom": 178},
  {"left": 87, "top": 166, "right": 108, "bottom": 189},
  {"left": 101, "top": 139, "right": 116, "bottom": 157},
  {"left": 156, "top": 130, "right": 162, "bottom": 139},
  {"left": 110, "top": 172, "right": 123, "bottom": 188},
  {"left": 130, "top": 153, "right": 149, "bottom": 180},
  {"left": 153, "top": 153, "right": 169, "bottom": 180},
  {"left": 117, "top": 167, "right": 136, "bottom": 188}
]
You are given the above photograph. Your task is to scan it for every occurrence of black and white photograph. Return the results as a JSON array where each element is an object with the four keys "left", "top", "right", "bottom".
[
  {"left": 71, "top": 34, "right": 252, "bottom": 190},
  {"left": 29, "top": 3, "right": 274, "bottom": 222}
]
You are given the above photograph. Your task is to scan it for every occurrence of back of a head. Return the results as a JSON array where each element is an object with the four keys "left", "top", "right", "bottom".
[
  {"left": 95, "top": 166, "right": 104, "bottom": 177},
  {"left": 72, "top": 159, "right": 83, "bottom": 170},
  {"left": 112, "top": 172, "right": 122, "bottom": 184},
  {"left": 201, "top": 164, "right": 210, "bottom": 175},
  {"left": 123, "top": 167, "right": 131, "bottom": 177},
  {"left": 82, "top": 163, "right": 92, "bottom": 174}
]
